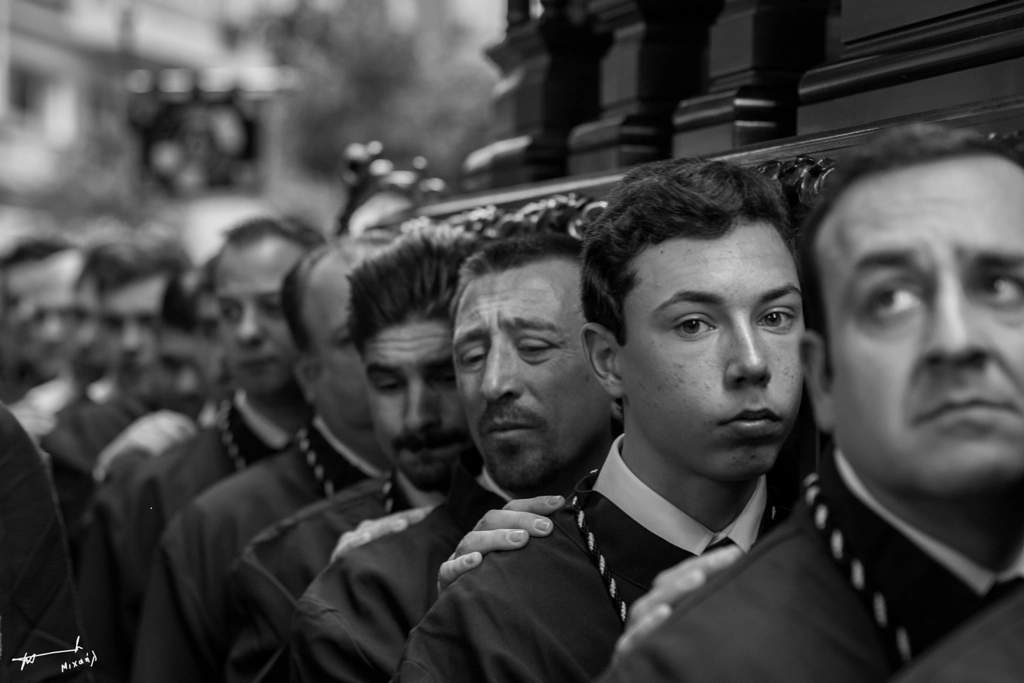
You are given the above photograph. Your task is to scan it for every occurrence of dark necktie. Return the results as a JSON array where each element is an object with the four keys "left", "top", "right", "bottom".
[
  {"left": 706, "top": 537, "right": 735, "bottom": 552},
  {"left": 983, "top": 576, "right": 1024, "bottom": 608}
]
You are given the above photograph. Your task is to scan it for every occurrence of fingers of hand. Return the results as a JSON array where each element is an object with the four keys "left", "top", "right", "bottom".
[
  {"left": 614, "top": 603, "right": 671, "bottom": 664},
  {"left": 452, "top": 528, "right": 530, "bottom": 561},
  {"left": 474, "top": 509, "right": 554, "bottom": 535},
  {"left": 331, "top": 531, "right": 370, "bottom": 562},
  {"left": 503, "top": 495, "right": 564, "bottom": 515},
  {"left": 438, "top": 551, "right": 482, "bottom": 593}
]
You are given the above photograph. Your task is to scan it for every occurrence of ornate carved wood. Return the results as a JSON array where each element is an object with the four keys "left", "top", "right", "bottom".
[{"left": 423, "top": 94, "right": 1024, "bottom": 219}]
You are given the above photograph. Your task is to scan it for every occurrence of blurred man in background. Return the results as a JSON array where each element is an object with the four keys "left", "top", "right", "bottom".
[{"left": 2, "top": 237, "right": 83, "bottom": 433}]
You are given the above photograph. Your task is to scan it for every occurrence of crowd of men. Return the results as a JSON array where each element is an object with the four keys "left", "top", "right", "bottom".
[{"left": 1, "top": 123, "right": 1022, "bottom": 683}]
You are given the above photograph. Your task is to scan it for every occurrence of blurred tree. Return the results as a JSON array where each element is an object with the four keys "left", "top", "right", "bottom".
[
  {"left": 256, "top": 0, "right": 497, "bottom": 188},
  {"left": 25, "top": 120, "right": 157, "bottom": 231}
]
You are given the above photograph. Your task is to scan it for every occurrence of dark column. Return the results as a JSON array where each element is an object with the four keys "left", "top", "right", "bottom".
[
  {"left": 566, "top": 0, "right": 721, "bottom": 175},
  {"left": 672, "top": 0, "right": 829, "bottom": 156},
  {"left": 462, "top": 0, "right": 607, "bottom": 192}
]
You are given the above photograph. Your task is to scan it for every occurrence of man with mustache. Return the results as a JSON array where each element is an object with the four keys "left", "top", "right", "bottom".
[
  {"left": 394, "top": 158, "right": 801, "bottom": 683},
  {"left": 132, "top": 233, "right": 406, "bottom": 683},
  {"left": 288, "top": 231, "right": 615, "bottom": 683},
  {"left": 601, "top": 125, "right": 1024, "bottom": 682},
  {"left": 219, "top": 236, "right": 435, "bottom": 683}
]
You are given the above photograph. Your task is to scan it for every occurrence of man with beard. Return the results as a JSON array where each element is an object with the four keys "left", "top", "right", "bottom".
[
  {"left": 220, "top": 237, "right": 414, "bottom": 683},
  {"left": 75, "top": 218, "right": 320, "bottom": 683},
  {"left": 131, "top": 219, "right": 351, "bottom": 683},
  {"left": 394, "top": 158, "right": 801, "bottom": 683},
  {"left": 290, "top": 232, "right": 615, "bottom": 683},
  {"left": 601, "top": 125, "right": 1024, "bottom": 683}
]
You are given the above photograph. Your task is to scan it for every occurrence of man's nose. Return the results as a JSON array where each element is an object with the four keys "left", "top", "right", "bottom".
[
  {"left": 122, "top": 320, "right": 142, "bottom": 355},
  {"left": 479, "top": 344, "right": 523, "bottom": 402},
  {"left": 39, "top": 312, "right": 65, "bottom": 344},
  {"left": 405, "top": 381, "right": 441, "bottom": 434},
  {"left": 236, "top": 305, "right": 263, "bottom": 347},
  {"left": 176, "top": 367, "right": 202, "bottom": 395},
  {"left": 724, "top": 325, "right": 771, "bottom": 389},
  {"left": 923, "top": 284, "right": 987, "bottom": 368}
]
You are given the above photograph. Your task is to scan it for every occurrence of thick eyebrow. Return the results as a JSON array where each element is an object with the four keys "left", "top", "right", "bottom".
[
  {"left": 365, "top": 355, "right": 453, "bottom": 375},
  {"left": 968, "top": 251, "right": 1024, "bottom": 270},
  {"left": 364, "top": 362, "right": 399, "bottom": 376},
  {"left": 500, "top": 316, "right": 562, "bottom": 335},
  {"left": 654, "top": 284, "right": 800, "bottom": 313},
  {"left": 852, "top": 250, "right": 919, "bottom": 275}
]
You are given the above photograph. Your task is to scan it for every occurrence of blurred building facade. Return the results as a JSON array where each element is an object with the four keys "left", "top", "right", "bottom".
[{"left": 0, "top": 0, "right": 272, "bottom": 247}]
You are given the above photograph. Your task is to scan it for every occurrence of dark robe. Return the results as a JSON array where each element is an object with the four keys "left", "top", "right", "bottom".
[
  {"left": 76, "top": 400, "right": 283, "bottom": 683},
  {"left": 131, "top": 424, "right": 369, "bottom": 683},
  {"left": 598, "top": 452, "right": 997, "bottom": 683},
  {"left": 393, "top": 470, "right": 784, "bottom": 683},
  {"left": 42, "top": 394, "right": 146, "bottom": 558},
  {"left": 224, "top": 475, "right": 404, "bottom": 683},
  {"left": 0, "top": 402, "right": 94, "bottom": 683},
  {"left": 290, "top": 457, "right": 503, "bottom": 683},
  {"left": 892, "top": 585, "right": 1024, "bottom": 683}
]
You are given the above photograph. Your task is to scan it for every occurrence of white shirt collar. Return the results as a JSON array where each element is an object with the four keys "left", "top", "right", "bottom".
[
  {"left": 312, "top": 415, "right": 385, "bottom": 479},
  {"left": 233, "top": 391, "right": 292, "bottom": 450},
  {"left": 594, "top": 434, "right": 767, "bottom": 555},
  {"left": 835, "top": 448, "right": 1024, "bottom": 595},
  {"left": 476, "top": 467, "right": 513, "bottom": 502}
]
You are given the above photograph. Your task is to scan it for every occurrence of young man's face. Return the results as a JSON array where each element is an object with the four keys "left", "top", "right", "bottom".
[
  {"left": 295, "top": 252, "right": 374, "bottom": 440},
  {"left": 215, "top": 237, "right": 307, "bottom": 401},
  {"left": 70, "top": 277, "right": 110, "bottom": 384},
  {"left": 804, "top": 155, "right": 1024, "bottom": 503},
  {"left": 152, "top": 328, "right": 208, "bottom": 419},
  {"left": 611, "top": 222, "right": 803, "bottom": 482},
  {"left": 362, "top": 319, "right": 471, "bottom": 492},
  {"left": 7, "top": 250, "right": 83, "bottom": 380},
  {"left": 102, "top": 273, "right": 169, "bottom": 397},
  {"left": 454, "top": 259, "right": 612, "bottom": 495}
]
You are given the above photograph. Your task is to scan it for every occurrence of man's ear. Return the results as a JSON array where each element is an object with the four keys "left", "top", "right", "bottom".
[
  {"left": 293, "top": 354, "right": 320, "bottom": 405},
  {"left": 800, "top": 330, "right": 835, "bottom": 433},
  {"left": 581, "top": 322, "right": 625, "bottom": 401}
]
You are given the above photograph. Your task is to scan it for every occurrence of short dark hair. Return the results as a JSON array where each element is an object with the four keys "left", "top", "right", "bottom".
[
  {"left": 453, "top": 233, "right": 581, "bottom": 319},
  {"left": 582, "top": 157, "right": 792, "bottom": 344},
  {"left": 212, "top": 216, "right": 326, "bottom": 286},
  {"left": 282, "top": 245, "right": 333, "bottom": 352},
  {"left": 349, "top": 229, "right": 478, "bottom": 354},
  {"left": 282, "top": 238, "right": 390, "bottom": 352},
  {"left": 160, "top": 270, "right": 204, "bottom": 333},
  {"left": 798, "top": 123, "right": 1024, "bottom": 340},
  {"left": 82, "top": 239, "right": 191, "bottom": 296}
]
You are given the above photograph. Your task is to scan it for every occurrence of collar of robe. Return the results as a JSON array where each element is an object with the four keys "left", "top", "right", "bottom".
[
  {"left": 444, "top": 450, "right": 506, "bottom": 534},
  {"left": 572, "top": 466, "right": 787, "bottom": 626},
  {"left": 217, "top": 399, "right": 288, "bottom": 472},
  {"left": 804, "top": 451, "right": 991, "bottom": 671},
  {"left": 296, "top": 424, "right": 374, "bottom": 499}
]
